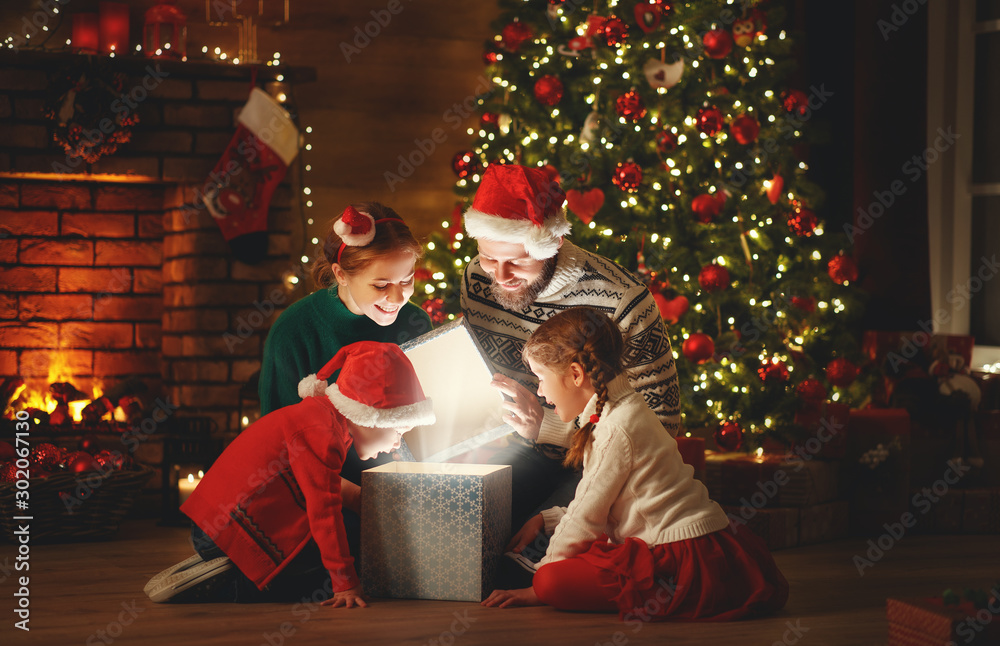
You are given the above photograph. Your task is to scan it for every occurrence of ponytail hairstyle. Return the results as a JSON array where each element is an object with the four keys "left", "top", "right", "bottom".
[
  {"left": 522, "top": 307, "right": 625, "bottom": 469},
  {"left": 311, "top": 202, "right": 424, "bottom": 288}
]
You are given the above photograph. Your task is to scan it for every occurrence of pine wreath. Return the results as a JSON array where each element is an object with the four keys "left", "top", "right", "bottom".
[{"left": 43, "top": 62, "right": 139, "bottom": 164}]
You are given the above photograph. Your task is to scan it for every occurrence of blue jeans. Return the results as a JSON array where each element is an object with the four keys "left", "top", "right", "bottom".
[{"left": 190, "top": 526, "right": 333, "bottom": 603}]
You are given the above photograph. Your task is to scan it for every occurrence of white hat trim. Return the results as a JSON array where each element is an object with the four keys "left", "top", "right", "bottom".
[
  {"left": 333, "top": 210, "right": 376, "bottom": 248},
  {"left": 298, "top": 374, "right": 327, "bottom": 400},
  {"left": 324, "top": 384, "right": 436, "bottom": 428},
  {"left": 464, "top": 207, "right": 571, "bottom": 260}
]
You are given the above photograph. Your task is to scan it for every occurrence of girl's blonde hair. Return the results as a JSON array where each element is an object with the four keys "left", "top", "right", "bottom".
[
  {"left": 522, "top": 307, "right": 624, "bottom": 469},
  {"left": 311, "top": 202, "right": 424, "bottom": 288}
]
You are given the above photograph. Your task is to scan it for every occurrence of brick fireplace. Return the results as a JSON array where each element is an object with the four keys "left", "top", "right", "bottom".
[{"left": 0, "top": 51, "right": 314, "bottom": 509}]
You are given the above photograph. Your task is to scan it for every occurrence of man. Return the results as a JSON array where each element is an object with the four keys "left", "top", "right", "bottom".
[{"left": 460, "top": 164, "right": 681, "bottom": 532}]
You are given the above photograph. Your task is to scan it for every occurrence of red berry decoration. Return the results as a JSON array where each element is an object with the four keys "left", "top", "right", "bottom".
[
  {"left": 781, "top": 89, "right": 810, "bottom": 117},
  {"left": 482, "top": 50, "right": 498, "bottom": 65},
  {"left": 714, "top": 421, "right": 744, "bottom": 452},
  {"left": 787, "top": 208, "right": 818, "bottom": 237},
  {"left": 796, "top": 379, "right": 828, "bottom": 404},
  {"left": 32, "top": 443, "right": 62, "bottom": 471},
  {"left": 791, "top": 296, "right": 817, "bottom": 313},
  {"left": 827, "top": 254, "right": 859, "bottom": 285},
  {"left": 703, "top": 29, "right": 734, "bottom": 58},
  {"left": 615, "top": 90, "right": 646, "bottom": 121},
  {"left": 730, "top": 114, "right": 760, "bottom": 144},
  {"left": 826, "top": 358, "right": 859, "bottom": 388},
  {"left": 698, "top": 263, "right": 730, "bottom": 292},
  {"left": 533, "top": 75, "right": 564, "bottom": 106},
  {"left": 501, "top": 21, "right": 533, "bottom": 52},
  {"left": 691, "top": 193, "right": 725, "bottom": 223},
  {"left": 480, "top": 112, "right": 500, "bottom": 130},
  {"left": 682, "top": 333, "right": 715, "bottom": 364},
  {"left": 421, "top": 297, "right": 447, "bottom": 326},
  {"left": 695, "top": 106, "right": 725, "bottom": 136},
  {"left": 657, "top": 130, "right": 677, "bottom": 153},
  {"left": 612, "top": 161, "right": 642, "bottom": 192},
  {"left": 758, "top": 359, "right": 790, "bottom": 383},
  {"left": 451, "top": 150, "right": 482, "bottom": 179},
  {"left": 602, "top": 16, "right": 629, "bottom": 45}
]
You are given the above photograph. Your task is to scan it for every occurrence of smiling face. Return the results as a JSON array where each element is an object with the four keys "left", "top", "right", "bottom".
[
  {"left": 476, "top": 238, "right": 557, "bottom": 311},
  {"left": 349, "top": 424, "right": 411, "bottom": 460},
  {"left": 527, "top": 357, "right": 593, "bottom": 423},
  {"left": 333, "top": 251, "right": 416, "bottom": 326}
]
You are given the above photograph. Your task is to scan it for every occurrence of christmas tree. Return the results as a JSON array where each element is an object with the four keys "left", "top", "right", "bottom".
[{"left": 415, "top": 0, "right": 867, "bottom": 450}]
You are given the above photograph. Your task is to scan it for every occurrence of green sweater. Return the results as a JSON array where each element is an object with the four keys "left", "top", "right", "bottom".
[{"left": 258, "top": 286, "right": 433, "bottom": 416}]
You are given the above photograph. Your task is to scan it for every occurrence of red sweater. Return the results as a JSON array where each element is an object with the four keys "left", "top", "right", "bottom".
[{"left": 181, "top": 396, "right": 359, "bottom": 592}]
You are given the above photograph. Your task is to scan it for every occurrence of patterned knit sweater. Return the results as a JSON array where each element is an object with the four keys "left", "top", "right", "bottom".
[{"left": 461, "top": 240, "right": 680, "bottom": 448}]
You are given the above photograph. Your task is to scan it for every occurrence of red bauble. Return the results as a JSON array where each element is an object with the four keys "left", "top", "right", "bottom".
[
  {"left": 69, "top": 452, "right": 100, "bottom": 474},
  {"left": 758, "top": 359, "right": 790, "bottom": 383},
  {"left": 634, "top": 2, "right": 661, "bottom": 33},
  {"left": 682, "top": 333, "right": 715, "bottom": 364},
  {"left": 602, "top": 16, "right": 629, "bottom": 45},
  {"left": 698, "top": 263, "right": 730, "bottom": 292},
  {"left": 696, "top": 106, "right": 725, "bottom": 136},
  {"left": 781, "top": 89, "right": 810, "bottom": 116},
  {"left": 826, "top": 358, "right": 859, "bottom": 388},
  {"left": 787, "top": 209, "right": 818, "bottom": 237},
  {"left": 612, "top": 162, "right": 642, "bottom": 192},
  {"left": 32, "top": 443, "right": 62, "bottom": 471},
  {"left": 657, "top": 130, "right": 677, "bottom": 153},
  {"left": 730, "top": 114, "right": 760, "bottom": 144},
  {"left": 791, "top": 296, "right": 817, "bottom": 313},
  {"left": 533, "top": 75, "right": 564, "bottom": 106},
  {"left": 480, "top": 112, "right": 500, "bottom": 130},
  {"left": 691, "top": 192, "right": 725, "bottom": 223},
  {"left": 827, "top": 254, "right": 859, "bottom": 285},
  {"left": 703, "top": 29, "right": 734, "bottom": 58},
  {"left": 0, "top": 462, "right": 17, "bottom": 484},
  {"left": 714, "top": 421, "right": 744, "bottom": 452},
  {"left": 654, "top": 292, "right": 689, "bottom": 324},
  {"left": 421, "top": 297, "right": 447, "bottom": 326},
  {"left": 615, "top": 90, "right": 646, "bottom": 121},
  {"left": 0, "top": 440, "right": 14, "bottom": 461},
  {"left": 501, "top": 21, "right": 533, "bottom": 52},
  {"left": 451, "top": 150, "right": 482, "bottom": 179},
  {"left": 796, "top": 379, "right": 828, "bottom": 404}
]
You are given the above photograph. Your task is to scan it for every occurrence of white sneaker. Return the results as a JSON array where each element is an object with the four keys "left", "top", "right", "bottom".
[
  {"left": 143, "top": 553, "right": 204, "bottom": 595},
  {"left": 145, "top": 557, "right": 233, "bottom": 603}
]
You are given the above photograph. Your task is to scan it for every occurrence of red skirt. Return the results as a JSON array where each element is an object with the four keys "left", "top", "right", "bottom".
[{"left": 541, "top": 523, "right": 789, "bottom": 622}]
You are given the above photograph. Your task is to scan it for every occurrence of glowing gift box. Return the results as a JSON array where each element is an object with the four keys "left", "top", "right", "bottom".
[
  {"left": 360, "top": 462, "right": 511, "bottom": 601},
  {"left": 400, "top": 318, "right": 508, "bottom": 462}
]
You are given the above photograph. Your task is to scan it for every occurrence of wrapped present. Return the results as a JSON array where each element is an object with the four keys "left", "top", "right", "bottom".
[
  {"left": 676, "top": 436, "right": 705, "bottom": 482},
  {"left": 887, "top": 597, "right": 1000, "bottom": 646},
  {"left": 721, "top": 505, "right": 799, "bottom": 550},
  {"left": 798, "top": 500, "right": 850, "bottom": 545},
  {"left": 961, "top": 488, "right": 1000, "bottom": 534},
  {"left": 361, "top": 462, "right": 511, "bottom": 601},
  {"left": 400, "top": 319, "right": 508, "bottom": 462},
  {"left": 705, "top": 452, "right": 838, "bottom": 508},
  {"left": 845, "top": 408, "right": 911, "bottom": 534},
  {"left": 791, "top": 402, "right": 850, "bottom": 459},
  {"left": 919, "top": 488, "right": 965, "bottom": 534}
]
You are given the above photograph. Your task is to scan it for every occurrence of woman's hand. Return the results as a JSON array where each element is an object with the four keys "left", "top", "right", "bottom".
[
  {"left": 321, "top": 585, "right": 368, "bottom": 608},
  {"left": 491, "top": 374, "right": 543, "bottom": 441},
  {"left": 506, "top": 513, "right": 545, "bottom": 553},
  {"left": 481, "top": 587, "right": 542, "bottom": 608}
]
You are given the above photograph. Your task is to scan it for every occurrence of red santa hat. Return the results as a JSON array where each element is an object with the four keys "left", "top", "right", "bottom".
[
  {"left": 464, "top": 164, "right": 571, "bottom": 260},
  {"left": 297, "top": 341, "right": 435, "bottom": 428}
]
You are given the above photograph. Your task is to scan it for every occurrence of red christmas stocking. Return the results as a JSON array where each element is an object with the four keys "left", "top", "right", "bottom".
[{"left": 201, "top": 88, "right": 300, "bottom": 264}]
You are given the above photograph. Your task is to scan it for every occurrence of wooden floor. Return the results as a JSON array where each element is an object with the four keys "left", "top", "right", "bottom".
[{"left": 3, "top": 520, "right": 995, "bottom": 645}]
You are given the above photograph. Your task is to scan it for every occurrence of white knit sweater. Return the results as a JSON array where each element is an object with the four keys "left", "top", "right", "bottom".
[
  {"left": 461, "top": 240, "right": 681, "bottom": 448},
  {"left": 539, "top": 374, "right": 730, "bottom": 566}
]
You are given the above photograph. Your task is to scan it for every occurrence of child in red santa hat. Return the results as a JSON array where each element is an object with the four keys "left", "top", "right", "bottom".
[{"left": 144, "top": 341, "right": 434, "bottom": 607}]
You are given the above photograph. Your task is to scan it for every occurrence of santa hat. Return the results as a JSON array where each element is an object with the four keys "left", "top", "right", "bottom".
[
  {"left": 464, "top": 164, "right": 571, "bottom": 260},
  {"left": 297, "top": 341, "right": 435, "bottom": 428}
]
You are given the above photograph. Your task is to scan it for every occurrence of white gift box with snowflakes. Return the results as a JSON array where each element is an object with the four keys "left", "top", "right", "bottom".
[{"left": 360, "top": 462, "right": 511, "bottom": 602}]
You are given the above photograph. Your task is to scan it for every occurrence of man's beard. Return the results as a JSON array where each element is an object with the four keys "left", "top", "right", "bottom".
[{"left": 489, "top": 257, "right": 557, "bottom": 311}]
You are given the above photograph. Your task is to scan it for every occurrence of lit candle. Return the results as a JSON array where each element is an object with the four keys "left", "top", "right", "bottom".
[
  {"left": 71, "top": 13, "right": 99, "bottom": 54},
  {"left": 177, "top": 470, "right": 203, "bottom": 505},
  {"left": 99, "top": 2, "right": 129, "bottom": 56}
]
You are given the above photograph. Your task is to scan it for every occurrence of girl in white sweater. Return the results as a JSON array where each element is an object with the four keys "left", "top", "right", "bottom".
[{"left": 482, "top": 307, "right": 788, "bottom": 620}]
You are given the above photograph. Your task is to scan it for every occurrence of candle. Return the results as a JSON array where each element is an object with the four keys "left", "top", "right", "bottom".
[
  {"left": 177, "top": 470, "right": 203, "bottom": 505},
  {"left": 99, "top": 2, "right": 130, "bottom": 55},
  {"left": 71, "top": 13, "right": 99, "bottom": 54}
]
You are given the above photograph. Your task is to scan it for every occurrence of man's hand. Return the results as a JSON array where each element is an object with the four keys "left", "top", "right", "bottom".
[
  {"left": 321, "top": 585, "right": 369, "bottom": 608},
  {"left": 481, "top": 587, "right": 542, "bottom": 608},
  {"left": 506, "top": 514, "right": 545, "bottom": 553},
  {"left": 491, "top": 374, "right": 543, "bottom": 441},
  {"left": 341, "top": 478, "right": 361, "bottom": 513}
]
